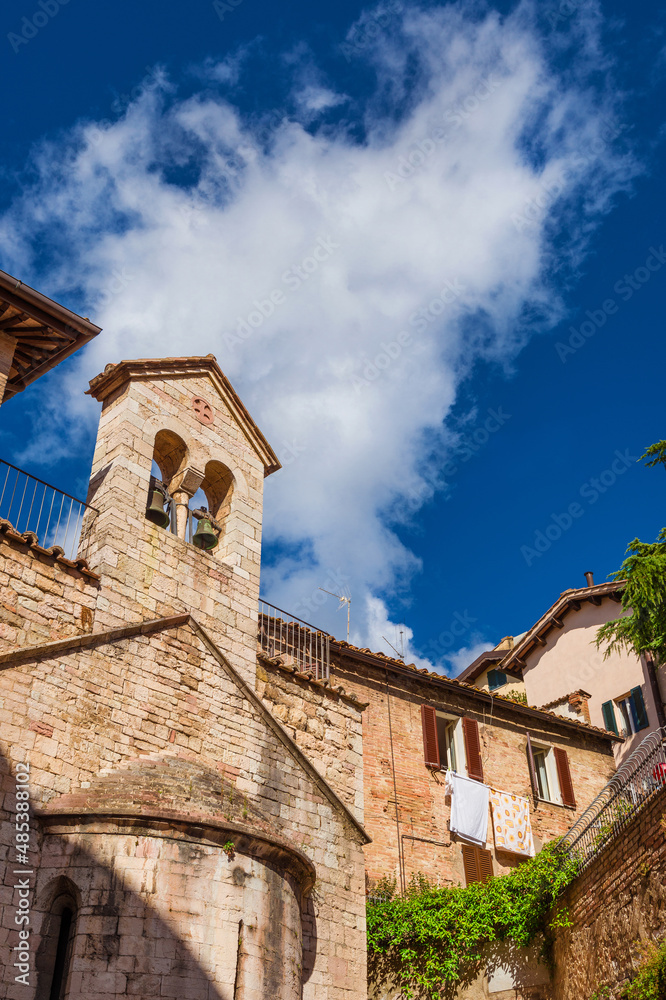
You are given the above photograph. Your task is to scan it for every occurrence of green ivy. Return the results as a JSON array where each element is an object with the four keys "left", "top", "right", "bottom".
[
  {"left": 620, "top": 939, "right": 666, "bottom": 1000},
  {"left": 366, "top": 841, "right": 579, "bottom": 998}
]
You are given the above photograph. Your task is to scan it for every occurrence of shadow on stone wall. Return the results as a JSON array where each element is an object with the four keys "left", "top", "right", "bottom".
[{"left": 0, "top": 751, "right": 314, "bottom": 1000}]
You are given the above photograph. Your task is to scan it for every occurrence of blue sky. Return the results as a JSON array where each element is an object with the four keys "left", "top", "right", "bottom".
[{"left": 0, "top": 0, "right": 665, "bottom": 673}]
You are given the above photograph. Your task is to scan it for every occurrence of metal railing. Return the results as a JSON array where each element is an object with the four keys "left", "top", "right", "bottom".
[
  {"left": 258, "top": 600, "right": 331, "bottom": 681},
  {"left": 0, "top": 459, "right": 97, "bottom": 561},
  {"left": 560, "top": 726, "right": 666, "bottom": 870}
]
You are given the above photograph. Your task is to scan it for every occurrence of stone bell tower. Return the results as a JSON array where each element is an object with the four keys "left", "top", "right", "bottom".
[{"left": 82, "top": 355, "right": 280, "bottom": 684}]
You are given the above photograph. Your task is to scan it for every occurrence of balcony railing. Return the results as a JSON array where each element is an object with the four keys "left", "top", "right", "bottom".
[
  {"left": 258, "top": 600, "right": 331, "bottom": 681},
  {"left": 560, "top": 725, "right": 666, "bottom": 871},
  {"left": 0, "top": 459, "right": 97, "bottom": 561}
]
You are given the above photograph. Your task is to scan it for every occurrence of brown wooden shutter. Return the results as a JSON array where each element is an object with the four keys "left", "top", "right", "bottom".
[
  {"left": 421, "top": 705, "right": 440, "bottom": 768},
  {"left": 462, "top": 717, "right": 484, "bottom": 782},
  {"left": 478, "top": 848, "right": 494, "bottom": 884},
  {"left": 461, "top": 844, "right": 479, "bottom": 885},
  {"left": 526, "top": 732, "right": 539, "bottom": 801},
  {"left": 461, "top": 845, "right": 493, "bottom": 885},
  {"left": 553, "top": 748, "right": 576, "bottom": 808}
]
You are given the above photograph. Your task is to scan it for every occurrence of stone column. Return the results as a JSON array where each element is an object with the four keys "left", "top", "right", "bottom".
[
  {"left": 0, "top": 333, "right": 17, "bottom": 405},
  {"left": 170, "top": 467, "right": 205, "bottom": 540}
]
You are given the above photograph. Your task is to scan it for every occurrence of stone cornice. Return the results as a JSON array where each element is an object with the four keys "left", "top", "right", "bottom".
[{"left": 86, "top": 356, "right": 281, "bottom": 476}]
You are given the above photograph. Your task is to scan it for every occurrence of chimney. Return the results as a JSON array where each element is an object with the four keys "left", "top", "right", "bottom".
[{"left": 584, "top": 571, "right": 594, "bottom": 588}]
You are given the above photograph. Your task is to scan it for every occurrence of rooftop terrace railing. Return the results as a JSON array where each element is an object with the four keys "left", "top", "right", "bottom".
[
  {"left": 560, "top": 725, "right": 666, "bottom": 871},
  {"left": 258, "top": 600, "right": 331, "bottom": 681},
  {"left": 0, "top": 458, "right": 97, "bottom": 561}
]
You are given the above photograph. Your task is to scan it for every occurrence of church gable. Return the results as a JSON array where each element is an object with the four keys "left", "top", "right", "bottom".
[{"left": 0, "top": 614, "right": 368, "bottom": 851}]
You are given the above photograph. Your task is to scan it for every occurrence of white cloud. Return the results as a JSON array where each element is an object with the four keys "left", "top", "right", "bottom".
[
  {"left": 444, "top": 641, "right": 495, "bottom": 679},
  {"left": 0, "top": 1, "right": 638, "bottom": 660}
]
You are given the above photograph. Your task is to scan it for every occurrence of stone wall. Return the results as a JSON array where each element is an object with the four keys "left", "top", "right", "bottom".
[
  {"left": 256, "top": 654, "right": 365, "bottom": 825},
  {"left": 551, "top": 788, "right": 666, "bottom": 1000},
  {"left": 0, "top": 529, "right": 99, "bottom": 652},
  {"left": 83, "top": 360, "right": 273, "bottom": 687},
  {"left": 0, "top": 603, "right": 368, "bottom": 999}
]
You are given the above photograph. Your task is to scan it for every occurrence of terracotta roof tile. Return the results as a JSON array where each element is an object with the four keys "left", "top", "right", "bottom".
[
  {"left": 330, "top": 636, "right": 622, "bottom": 742},
  {"left": 0, "top": 518, "right": 100, "bottom": 581},
  {"left": 257, "top": 649, "right": 367, "bottom": 708}
]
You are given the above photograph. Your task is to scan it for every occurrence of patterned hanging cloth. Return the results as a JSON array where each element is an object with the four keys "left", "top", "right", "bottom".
[{"left": 489, "top": 788, "right": 535, "bottom": 857}]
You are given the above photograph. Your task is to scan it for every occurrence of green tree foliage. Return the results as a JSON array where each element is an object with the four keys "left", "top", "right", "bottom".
[
  {"left": 596, "top": 442, "right": 666, "bottom": 666},
  {"left": 366, "top": 841, "right": 579, "bottom": 998}
]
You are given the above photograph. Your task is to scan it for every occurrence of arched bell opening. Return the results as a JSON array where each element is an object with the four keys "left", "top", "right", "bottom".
[
  {"left": 191, "top": 460, "right": 234, "bottom": 553},
  {"left": 147, "top": 430, "right": 189, "bottom": 532},
  {"left": 153, "top": 429, "right": 188, "bottom": 485},
  {"left": 35, "top": 877, "right": 80, "bottom": 1000}
]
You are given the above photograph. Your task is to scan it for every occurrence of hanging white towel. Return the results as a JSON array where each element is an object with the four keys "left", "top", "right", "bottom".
[{"left": 445, "top": 770, "right": 489, "bottom": 847}]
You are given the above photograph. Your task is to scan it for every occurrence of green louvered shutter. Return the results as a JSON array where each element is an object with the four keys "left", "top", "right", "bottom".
[
  {"left": 601, "top": 700, "right": 618, "bottom": 735},
  {"left": 630, "top": 686, "right": 649, "bottom": 731}
]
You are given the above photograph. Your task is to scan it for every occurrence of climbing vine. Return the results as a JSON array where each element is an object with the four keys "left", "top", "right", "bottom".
[{"left": 366, "top": 841, "right": 579, "bottom": 998}]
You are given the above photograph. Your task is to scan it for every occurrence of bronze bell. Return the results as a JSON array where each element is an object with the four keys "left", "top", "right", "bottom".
[
  {"left": 192, "top": 510, "right": 219, "bottom": 550},
  {"left": 146, "top": 489, "right": 171, "bottom": 529}
]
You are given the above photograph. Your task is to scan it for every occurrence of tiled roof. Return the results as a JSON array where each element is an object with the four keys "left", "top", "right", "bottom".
[
  {"left": 330, "top": 637, "right": 623, "bottom": 743},
  {"left": 257, "top": 650, "right": 368, "bottom": 708},
  {"left": 540, "top": 689, "right": 592, "bottom": 711},
  {"left": 499, "top": 581, "right": 626, "bottom": 672},
  {"left": 0, "top": 518, "right": 100, "bottom": 580}
]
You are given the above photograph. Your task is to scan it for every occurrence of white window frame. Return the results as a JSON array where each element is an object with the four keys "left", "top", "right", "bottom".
[
  {"left": 436, "top": 711, "right": 466, "bottom": 774},
  {"left": 615, "top": 693, "right": 637, "bottom": 737},
  {"left": 531, "top": 744, "right": 563, "bottom": 806}
]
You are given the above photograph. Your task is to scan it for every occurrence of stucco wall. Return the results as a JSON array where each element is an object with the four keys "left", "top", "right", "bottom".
[{"left": 521, "top": 600, "right": 661, "bottom": 763}]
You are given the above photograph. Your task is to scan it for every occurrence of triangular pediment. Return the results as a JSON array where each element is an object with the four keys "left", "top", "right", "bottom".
[{"left": 87, "top": 356, "right": 280, "bottom": 476}]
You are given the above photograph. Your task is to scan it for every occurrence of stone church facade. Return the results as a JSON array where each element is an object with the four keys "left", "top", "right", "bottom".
[{"left": 0, "top": 355, "right": 368, "bottom": 999}]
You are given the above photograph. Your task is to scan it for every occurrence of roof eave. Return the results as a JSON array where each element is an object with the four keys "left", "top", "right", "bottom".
[{"left": 332, "top": 642, "right": 623, "bottom": 744}]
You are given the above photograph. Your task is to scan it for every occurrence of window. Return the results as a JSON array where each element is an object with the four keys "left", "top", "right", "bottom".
[
  {"left": 487, "top": 668, "right": 508, "bottom": 691},
  {"left": 526, "top": 735, "right": 576, "bottom": 808},
  {"left": 533, "top": 749, "right": 551, "bottom": 801},
  {"left": 420, "top": 706, "right": 475, "bottom": 776},
  {"left": 436, "top": 715, "right": 458, "bottom": 771},
  {"left": 602, "top": 687, "right": 649, "bottom": 737},
  {"left": 461, "top": 844, "right": 494, "bottom": 885}
]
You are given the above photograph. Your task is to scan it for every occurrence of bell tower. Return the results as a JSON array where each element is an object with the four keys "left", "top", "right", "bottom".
[{"left": 81, "top": 355, "right": 280, "bottom": 683}]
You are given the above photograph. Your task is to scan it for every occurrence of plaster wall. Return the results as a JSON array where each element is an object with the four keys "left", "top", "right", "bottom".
[
  {"left": 473, "top": 667, "right": 526, "bottom": 699},
  {"left": 521, "top": 600, "right": 661, "bottom": 762}
]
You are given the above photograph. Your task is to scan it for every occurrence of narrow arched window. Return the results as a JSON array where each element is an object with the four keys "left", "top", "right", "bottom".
[
  {"left": 49, "top": 904, "right": 74, "bottom": 1000},
  {"left": 36, "top": 889, "right": 77, "bottom": 1000}
]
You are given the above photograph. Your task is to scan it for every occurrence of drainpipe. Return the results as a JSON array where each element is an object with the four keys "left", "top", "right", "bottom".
[
  {"left": 385, "top": 670, "right": 405, "bottom": 895},
  {"left": 645, "top": 651, "right": 666, "bottom": 729}
]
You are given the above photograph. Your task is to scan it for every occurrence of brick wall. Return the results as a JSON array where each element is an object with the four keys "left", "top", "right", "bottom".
[
  {"left": 551, "top": 788, "right": 666, "bottom": 1000},
  {"left": 332, "top": 654, "right": 618, "bottom": 891}
]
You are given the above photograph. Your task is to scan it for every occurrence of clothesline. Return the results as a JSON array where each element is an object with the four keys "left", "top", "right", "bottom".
[{"left": 445, "top": 770, "right": 535, "bottom": 857}]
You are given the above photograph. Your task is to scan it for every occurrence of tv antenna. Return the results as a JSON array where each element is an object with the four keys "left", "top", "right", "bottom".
[
  {"left": 382, "top": 626, "right": 405, "bottom": 661},
  {"left": 319, "top": 588, "right": 351, "bottom": 641}
]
